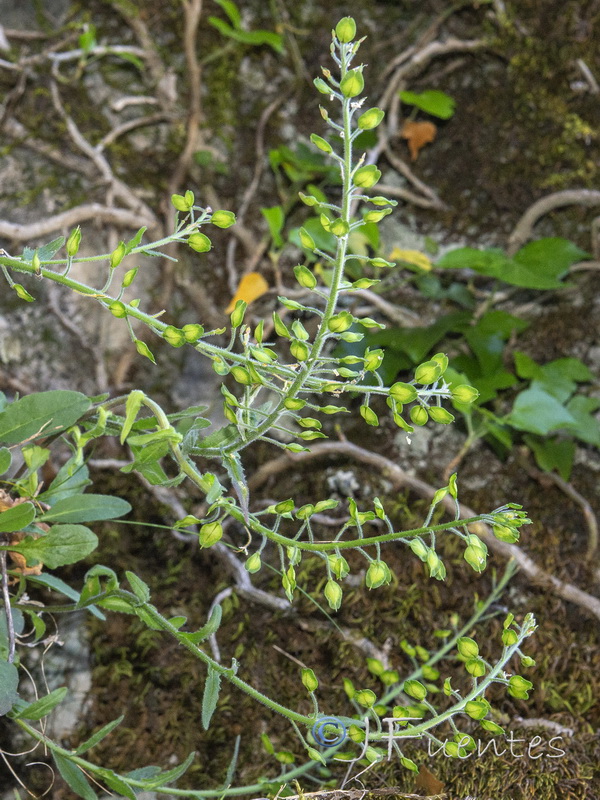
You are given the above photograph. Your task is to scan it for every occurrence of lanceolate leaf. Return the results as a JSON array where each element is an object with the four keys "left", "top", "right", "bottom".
[
  {"left": 13, "top": 686, "right": 67, "bottom": 721},
  {"left": 202, "top": 667, "right": 221, "bottom": 730},
  {"left": 53, "top": 753, "right": 98, "bottom": 800},
  {"left": 75, "top": 716, "right": 125, "bottom": 755},
  {"left": 38, "top": 495, "right": 131, "bottom": 524}
]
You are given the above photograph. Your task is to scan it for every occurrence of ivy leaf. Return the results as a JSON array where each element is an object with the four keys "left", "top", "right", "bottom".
[{"left": 202, "top": 667, "right": 221, "bottom": 730}]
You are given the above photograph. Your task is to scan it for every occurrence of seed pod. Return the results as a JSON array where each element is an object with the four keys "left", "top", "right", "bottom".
[
  {"left": 340, "top": 68, "right": 364, "bottom": 98},
  {"left": 324, "top": 579, "right": 343, "bottom": 611},
  {"left": 415, "top": 360, "right": 442, "bottom": 384},
  {"left": 335, "top": 16, "right": 356, "bottom": 42},
  {"left": 163, "top": 325, "right": 186, "bottom": 347},
  {"left": 301, "top": 667, "right": 319, "bottom": 692},
  {"left": 211, "top": 210, "right": 236, "bottom": 228},
  {"left": 66, "top": 226, "right": 82, "bottom": 257},
  {"left": 357, "top": 107, "right": 385, "bottom": 130},
  {"left": 245, "top": 553, "right": 262, "bottom": 573},
  {"left": 390, "top": 382, "right": 417, "bottom": 403},
  {"left": 188, "top": 233, "right": 212, "bottom": 253},
  {"left": 353, "top": 165, "right": 381, "bottom": 188},
  {"left": 199, "top": 521, "right": 223, "bottom": 548},
  {"left": 182, "top": 323, "right": 205, "bottom": 342},
  {"left": 428, "top": 406, "right": 455, "bottom": 424},
  {"left": 110, "top": 241, "right": 126, "bottom": 269},
  {"left": 310, "top": 133, "right": 333, "bottom": 154}
]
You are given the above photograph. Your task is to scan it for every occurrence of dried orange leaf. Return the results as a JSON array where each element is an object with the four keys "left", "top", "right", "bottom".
[
  {"left": 400, "top": 119, "right": 437, "bottom": 161},
  {"left": 225, "top": 272, "right": 269, "bottom": 314}
]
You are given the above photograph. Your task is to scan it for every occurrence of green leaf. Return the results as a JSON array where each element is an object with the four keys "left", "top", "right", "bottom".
[
  {"left": 53, "top": 753, "right": 98, "bottom": 800},
  {"left": 39, "top": 495, "right": 131, "bottom": 524},
  {"left": 124, "top": 226, "right": 147, "bottom": 254},
  {"left": 0, "top": 447, "right": 11, "bottom": 474},
  {"left": 0, "top": 391, "right": 90, "bottom": 445},
  {"left": 213, "top": 0, "right": 241, "bottom": 27},
  {"left": 22, "top": 236, "right": 65, "bottom": 262},
  {"left": 41, "top": 458, "right": 91, "bottom": 504},
  {"left": 75, "top": 716, "right": 125, "bottom": 755},
  {"left": 181, "top": 605, "right": 222, "bottom": 644},
  {"left": 96, "top": 770, "right": 136, "bottom": 800},
  {"left": 506, "top": 386, "right": 576, "bottom": 435},
  {"left": 565, "top": 395, "right": 600, "bottom": 447},
  {"left": 202, "top": 667, "right": 221, "bottom": 730},
  {"left": 126, "top": 571, "right": 151, "bottom": 603},
  {"left": 13, "top": 686, "right": 67, "bottom": 720},
  {"left": 13, "top": 524, "right": 98, "bottom": 569},
  {"left": 208, "top": 17, "right": 284, "bottom": 53},
  {"left": 524, "top": 435, "right": 575, "bottom": 481},
  {"left": 0, "top": 660, "right": 20, "bottom": 715},
  {"left": 513, "top": 238, "right": 588, "bottom": 288},
  {"left": 261, "top": 206, "right": 285, "bottom": 249},
  {"left": 0, "top": 502, "right": 35, "bottom": 533},
  {"left": 400, "top": 89, "right": 455, "bottom": 119}
]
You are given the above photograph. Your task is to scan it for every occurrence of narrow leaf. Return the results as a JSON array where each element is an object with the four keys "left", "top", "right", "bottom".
[
  {"left": 14, "top": 686, "right": 67, "bottom": 721},
  {"left": 202, "top": 667, "right": 221, "bottom": 730},
  {"left": 39, "top": 495, "right": 131, "bottom": 523},
  {"left": 53, "top": 753, "right": 98, "bottom": 800},
  {"left": 75, "top": 716, "right": 125, "bottom": 755},
  {"left": 0, "top": 660, "right": 20, "bottom": 715}
]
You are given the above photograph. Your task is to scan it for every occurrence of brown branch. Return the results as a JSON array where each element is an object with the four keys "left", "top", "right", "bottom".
[
  {"left": 507, "top": 190, "right": 600, "bottom": 256},
  {"left": 0, "top": 204, "right": 155, "bottom": 242},
  {"left": 248, "top": 441, "right": 600, "bottom": 622}
]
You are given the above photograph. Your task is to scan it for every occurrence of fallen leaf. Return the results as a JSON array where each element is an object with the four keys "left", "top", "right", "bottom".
[
  {"left": 415, "top": 763, "right": 445, "bottom": 796},
  {"left": 225, "top": 272, "right": 269, "bottom": 314},
  {"left": 388, "top": 248, "right": 433, "bottom": 271},
  {"left": 401, "top": 119, "right": 437, "bottom": 161}
]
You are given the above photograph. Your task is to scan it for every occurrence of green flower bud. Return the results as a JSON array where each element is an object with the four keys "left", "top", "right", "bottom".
[
  {"left": 108, "top": 300, "right": 127, "bottom": 318},
  {"left": 231, "top": 366, "right": 252, "bottom": 385},
  {"left": 283, "top": 398, "right": 306, "bottom": 411},
  {"left": 403, "top": 680, "right": 427, "bottom": 701},
  {"left": 163, "top": 325, "right": 186, "bottom": 347},
  {"left": 364, "top": 349, "right": 383, "bottom": 372},
  {"left": 390, "top": 382, "right": 417, "bottom": 403},
  {"left": 370, "top": 196, "right": 397, "bottom": 206},
  {"left": 272, "top": 312, "right": 290, "bottom": 338},
  {"left": 353, "top": 165, "right": 381, "bottom": 188},
  {"left": 366, "top": 560, "right": 391, "bottom": 589},
  {"left": 330, "top": 218, "right": 349, "bottom": 237},
  {"left": 293, "top": 264, "right": 317, "bottom": 290},
  {"left": 369, "top": 257, "right": 395, "bottom": 268},
  {"left": 340, "top": 68, "right": 364, "bottom": 98},
  {"left": 291, "top": 319, "right": 309, "bottom": 341},
  {"left": 360, "top": 406, "right": 379, "bottom": 426},
  {"left": 335, "top": 16, "right": 356, "bottom": 42},
  {"left": 199, "top": 521, "right": 223, "bottom": 548},
  {"left": 171, "top": 193, "right": 193, "bottom": 212},
  {"left": 230, "top": 299, "right": 247, "bottom": 328},
  {"left": 299, "top": 228, "right": 315, "bottom": 250},
  {"left": 182, "top": 323, "right": 205, "bottom": 341},
  {"left": 493, "top": 524, "right": 520, "bottom": 543},
  {"left": 409, "top": 539, "right": 428, "bottom": 561},
  {"left": 507, "top": 675, "right": 533, "bottom": 699},
  {"left": 297, "top": 417, "right": 321, "bottom": 429},
  {"left": 451, "top": 384, "right": 480, "bottom": 404},
  {"left": 480, "top": 719, "right": 505, "bottom": 734},
  {"left": 357, "top": 107, "right": 385, "bottom": 130},
  {"left": 521, "top": 655, "right": 536, "bottom": 667},
  {"left": 363, "top": 208, "right": 392, "bottom": 223},
  {"left": 502, "top": 629, "right": 519, "bottom": 646},
  {"left": 188, "top": 233, "right": 212, "bottom": 253},
  {"left": 296, "top": 504, "right": 315, "bottom": 519},
  {"left": 410, "top": 406, "right": 428, "bottom": 426},
  {"left": 122, "top": 267, "right": 138, "bottom": 287},
  {"left": 290, "top": 339, "right": 310, "bottom": 361},
  {"left": 110, "top": 241, "right": 126, "bottom": 269},
  {"left": 298, "top": 192, "right": 319, "bottom": 207},
  {"left": 245, "top": 552, "right": 262, "bottom": 573},
  {"left": 415, "top": 360, "right": 442, "bottom": 384},
  {"left": 310, "top": 133, "right": 333, "bottom": 153},
  {"left": 13, "top": 284, "right": 34, "bottom": 302},
  {"left": 307, "top": 747, "right": 325, "bottom": 764},
  {"left": 134, "top": 339, "right": 156, "bottom": 363},
  {"left": 355, "top": 689, "right": 376, "bottom": 708},
  {"left": 464, "top": 545, "right": 486, "bottom": 572},
  {"left": 274, "top": 498, "right": 295, "bottom": 514},
  {"left": 211, "top": 210, "right": 236, "bottom": 228},
  {"left": 328, "top": 555, "right": 350, "bottom": 579},
  {"left": 324, "top": 579, "right": 343, "bottom": 611},
  {"left": 457, "top": 637, "right": 479, "bottom": 658},
  {"left": 301, "top": 668, "right": 319, "bottom": 692},
  {"left": 328, "top": 311, "right": 354, "bottom": 332},
  {"left": 426, "top": 550, "right": 446, "bottom": 580},
  {"left": 66, "top": 226, "right": 82, "bottom": 257},
  {"left": 465, "top": 658, "right": 486, "bottom": 677},
  {"left": 428, "top": 406, "right": 455, "bottom": 424},
  {"left": 313, "top": 77, "right": 332, "bottom": 95}
]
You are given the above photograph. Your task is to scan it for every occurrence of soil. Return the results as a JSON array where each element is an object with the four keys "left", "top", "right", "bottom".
[{"left": 0, "top": 2, "right": 599, "bottom": 799}]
